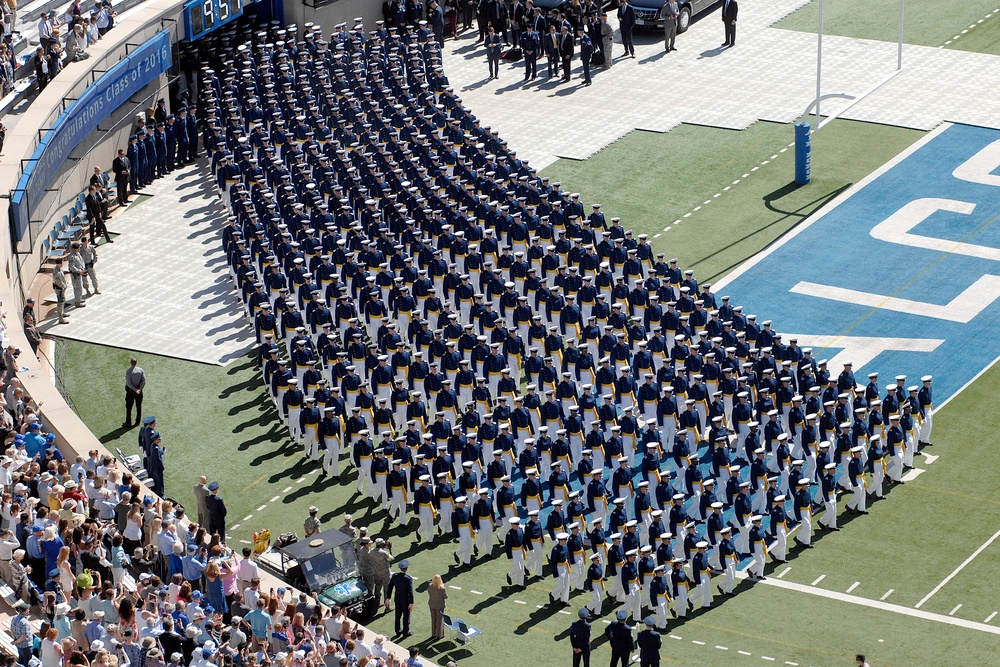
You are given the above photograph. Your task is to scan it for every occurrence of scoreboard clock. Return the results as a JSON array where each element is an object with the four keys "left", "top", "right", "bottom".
[{"left": 184, "top": 0, "right": 247, "bottom": 40}]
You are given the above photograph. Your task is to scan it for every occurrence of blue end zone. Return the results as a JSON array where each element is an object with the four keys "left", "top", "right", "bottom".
[{"left": 716, "top": 123, "right": 1000, "bottom": 406}]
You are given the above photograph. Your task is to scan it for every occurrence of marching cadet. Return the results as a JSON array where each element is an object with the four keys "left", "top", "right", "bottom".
[
  {"left": 669, "top": 557, "right": 690, "bottom": 618},
  {"left": 585, "top": 552, "right": 604, "bottom": 616},
  {"left": 793, "top": 478, "right": 814, "bottom": 548},
  {"left": 769, "top": 495, "right": 789, "bottom": 563},
  {"left": 747, "top": 515, "right": 768, "bottom": 581},
  {"left": 414, "top": 475, "right": 436, "bottom": 543},
  {"left": 569, "top": 521, "right": 589, "bottom": 590},
  {"left": 550, "top": 532, "right": 573, "bottom": 606},
  {"left": 472, "top": 488, "right": 496, "bottom": 555},
  {"left": 371, "top": 447, "right": 391, "bottom": 510},
  {"left": 866, "top": 434, "right": 886, "bottom": 499},
  {"left": 886, "top": 413, "right": 905, "bottom": 483},
  {"left": 845, "top": 445, "right": 868, "bottom": 514},
  {"left": 283, "top": 378, "right": 305, "bottom": 444},
  {"left": 452, "top": 496, "right": 476, "bottom": 565},
  {"left": 496, "top": 476, "right": 518, "bottom": 539},
  {"left": 300, "top": 397, "right": 321, "bottom": 460},
  {"left": 649, "top": 565, "right": 670, "bottom": 629},
  {"left": 526, "top": 510, "right": 546, "bottom": 577},
  {"left": 716, "top": 527, "right": 737, "bottom": 596},
  {"left": 435, "top": 472, "right": 456, "bottom": 533},
  {"left": 606, "top": 532, "right": 626, "bottom": 603},
  {"left": 620, "top": 549, "right": 642, "bottom": 622},
  {"left": 690, "top": 541, "right": 713, "bottom": 609},
  {"left": 900, "top": 402, "right": 918, "bottom": 469},
  {"left": 505, "top": 516, "right": 527, "bottom": 588},
  {"left": 917, "top": 375, "right": 934, "bottom": 446},
  {"left": 818, "top": 462, "right": 840, "bottom": 531}
]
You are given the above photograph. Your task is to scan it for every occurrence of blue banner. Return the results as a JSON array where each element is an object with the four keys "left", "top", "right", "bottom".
[{"left": 11, "top": 30, "right": 172, "bottom": 240}]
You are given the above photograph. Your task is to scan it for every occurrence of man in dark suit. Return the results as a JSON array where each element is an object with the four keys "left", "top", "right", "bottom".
[
  {"left": 722, "top": 0, "right": 738, "bottom": 46},
  {"left": 429, "top": 0, "right": 446, "bottom": 45},
  {"left": 570, "top": 608, "right": 592, "bottom": 667},
  {"left": 385, "top": 559, "right": 415, "bottom": 637},
  {"left": 85, "top": 184, "right": 111, "bottom": 244},
  {"left": 617, "top": 1, "right": 635, "bottom": 58},
  {"left": 206, "top": 481, "right": 228, "bottom": 541},
  {"left": 545, "top": 24, "right": 560, "bottom": 77},
  {"left": 558, "top": 25, "right": 574, "bottom": 82},
  {"left": 485, "top": 25, "right": 503, "bottom": 79},
  {"left": 522, "top": 26, "right": 540, "bottom": 81}
]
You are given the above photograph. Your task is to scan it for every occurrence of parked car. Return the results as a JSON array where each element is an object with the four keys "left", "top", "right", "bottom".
[
  {"left": 629, "top": 0, "right": 718, "bottom": 32},
  {"left": 257, "top": 529, "right": 375, "bottom": 617}
]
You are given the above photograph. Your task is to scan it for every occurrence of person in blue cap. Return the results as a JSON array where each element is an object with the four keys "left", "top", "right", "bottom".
[
  {"left": 24, "top": 422, "right": 46, "bottom": 458},
  {"left": 606, "top": 609, "right": 634, "bottom": 667},
  {"left": 138, "top": 416, "right": 156, "bottom": 458},
  {"left": 147, "top": 433, "right": 165, "bottom": 496},
  {"left": 205, "top": 481, "right": 227, "bottom": 541},
  {"left": 570, "top": 608, "right": 592, "bottom": 667},
  {"left": 636, "top": 616, "right": 662, "bottom": 667},
  {"left": 385, "top": 559, "right": 414, "bottom": 638}
]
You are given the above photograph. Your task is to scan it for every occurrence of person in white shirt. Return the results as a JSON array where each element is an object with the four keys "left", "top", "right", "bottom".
[
  {"left": 0, "top": 529, "right": 19, "bottom": 583},
  {"left": 243, "top": 578, "right": 261, "bottom": 609},
  {"left": 237, "top": 548, "right": 259, "bottom": 593},
  {"left": 37, "top": 13, "right": 53, "bottom": 44}
]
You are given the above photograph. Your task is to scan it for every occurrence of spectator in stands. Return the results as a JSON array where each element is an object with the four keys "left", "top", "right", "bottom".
[
  {"left": 37, "top": 12, "right": 54, "bottom": 46},
  {"left": 10, "top": 599, "right": 33, "bottom": 665},
  {"left": 65, "top": 0, "right": 82, "bottom": 26},
  {"left": 4, "top": 0, "right": 17, "bottom": 36},
  {"left": 0, "top": 44, "right": 13, "bottom": 97},
  {"left": 46, "top": 32, "right": 63, "bottom": 78},
  {"left": 95, "top": 2, "right": 113, "bottom": 35},
  {"left": 23, "top": 313, "right": 41, "bottom": 353},
  {"left": 65, "top": 23, "right": 89, "bottom": 61},
  {"left": 84, "top": 13, "right": 98, "bottom": 45},
  {"left": 34, "top": 46, "right": 50, "bottom": 90}
]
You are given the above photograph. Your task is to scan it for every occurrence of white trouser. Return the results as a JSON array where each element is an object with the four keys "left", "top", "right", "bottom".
[
  {"left": 750, "top": 544, "right": 767, "bottom": 578},
  {"left": 358, "top": 458, "right": 372, "bottom": 495},
  {"left": 418, "top": 506, "right": 435, "bottom": 543},
  {"left": 623, "top": 582, "right": 641, "bottom": 621},
  {"left": 322, "top": 437, "right": 341, "bottom": 476},
  {"left": 500, "top": 507, "right": 516, "bottom": 540},
  {"left": 771, "top": 525, "right": 787, "bottom": 561},
  {"left": 903, "top": 432, "right": 916, "bottom": 468},
  {"left": 390, "top": 488, "right": 407, "bottom": 522},
  {"left": 456, "top": 527, "right": 475, "bottom": 564},
  {"left": 869, "top": 462, "right": 885, "bottom": 498},
  {"left": 475, "top": 524, "right": 494, "bottom": 553},
  {"left": 509, "top": 549, "right": 526, "bottom": 587},
  {"left": 671, "top": 585, "right": 688, "bottom": 618},
  {"left": 694, "top": 572, "right": 712, "bottom": 608},
  {"left": 303, "top": 424, "right": 319, "bottom": 460},
  {"left": 527, "top": 544, "right": 545, "bottom": 576},
  {"left": 920, "top": 409, "right": 933, "bottom": 443},
  {"left": 848, "top": 483, "right": 866, "bottom": 512},
  {"left": 573, "top": 554, "right": 587, "bottom": 589},
  {"left": 798, "top": 511, "right": 812, "bottom": 545},
  {"left": 374, "top": 474, "right": 388, "bottom": 507},
  {"left": 653, "top": 598, "right": 668, "bottom": 629},
  {"left": 287, "top": 407, "right": 301, "bottom": 444},
  {"left": 589, "top": 584, "right": 604, "bottom": 615},
  {"left": 736, "top": 523, "right": 750, "bottom": 554},
  {"left": 553, "top": 564, "right": 572, "bottom": 603},
  {"left": 720, "top": 557, "right": 736, "bottom": 594},
  {"left": 888, "top": 451, "right": 903, "bottom": 482},
  {"left": 821, "top": 499, "right": 837, "bottom": 529}
]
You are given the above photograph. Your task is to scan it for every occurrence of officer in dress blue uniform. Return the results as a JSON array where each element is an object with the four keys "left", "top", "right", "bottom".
[
  {"left": 637, "top": 617, "right": 662, "bottom": 667},
  {"left": 570, "top": 608, "right": 592, "bottom": 667},
  {"left": 606, "top": 609, "right": 634, "bottom": 667},
  {"left": 385, "top": 560, "right": 414, "bottom": 638}
]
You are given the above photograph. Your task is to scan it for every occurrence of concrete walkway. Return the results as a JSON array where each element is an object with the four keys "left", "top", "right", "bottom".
[
  {"left": 38, "top": 163, "right": 255, "bottom": 365},
  {"left": 441, "top": 0, "right": 1000, "bottom": 169}
]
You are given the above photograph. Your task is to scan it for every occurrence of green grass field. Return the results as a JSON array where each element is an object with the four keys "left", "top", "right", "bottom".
[
  {"left": 55, "top": 117, "right": 1000, "bottom": 667},
  {"left": 541, "top": 119, "right": 922, "bottom": 282},
  {"left": 775, "top": 0, "right": 1000, "bottom": 51}
]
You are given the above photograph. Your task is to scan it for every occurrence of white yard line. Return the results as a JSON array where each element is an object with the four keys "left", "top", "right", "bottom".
[
  {"left": 811, "top": 574, "right": 826, "bottom": 586},
  {"left": 776, "top": 567, "right": 791, "bottom": 579},
  {"left": 739, "top": 573, "right": 1000, "bottom": 635},
  {"left": 846, "top": 582, "right": 860, "bottom": 594},
  {"left": 880, "top": 589, "right": 894, "bottom": 601},
  {"left": 916, "top": 527, "right": 1000, "bottom": 608}
]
